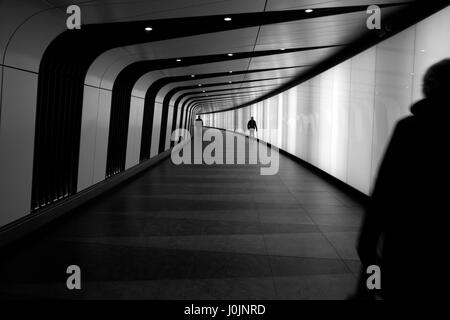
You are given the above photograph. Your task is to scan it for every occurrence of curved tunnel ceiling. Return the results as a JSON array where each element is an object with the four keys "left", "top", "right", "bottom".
[{"left": 39, "top": 1, "right": 415, "bottom": 116}]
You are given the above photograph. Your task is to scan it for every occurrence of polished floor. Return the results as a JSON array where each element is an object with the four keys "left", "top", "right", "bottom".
[{"left": 0, "top": 129, "right": 365, "bottom": 299}]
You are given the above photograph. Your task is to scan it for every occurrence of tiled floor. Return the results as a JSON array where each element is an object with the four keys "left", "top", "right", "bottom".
[{"left": 0, "top": 130, "right": 365, "bottom": 299}]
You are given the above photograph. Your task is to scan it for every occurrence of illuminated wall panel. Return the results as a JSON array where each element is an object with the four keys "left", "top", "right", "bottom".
[
  {"left": 255, "top": 102, "right": 264, "bottom": 140},
  {"left": 204, "top": 6, "right": 450, "bottom": 195},
  {"left": 276, "top": 93, "right": 284, "bottom": 149},
  {"left": 371, "top": 27, "right": 415, "bottom": 182},
  {"left": 262, "top": 99, "right": 270, "bottom": 141},
  {"left": 269, "top": 96, "right": 279, "bottom": 146},
  {"left": 330, "top": 60, "right": 351, "bottom": 181},
  {"left": 286, "top": 87, "right": 298, "bottom": 155},
  {"left": 412, "top": 6, "right": 450, "bottom": 102},
  {"left": 347, "top": 48, "right": 376, "bottom": 194},
  {"left": 295, "top": 82, "right": 309, "bottom": 160},
  {"left": 306, "top": 79, "right": 319, "bottom": 164},
  {"left": 150, "top": 102, "right": 163, "bottom": 158},
  {"left": 317, "top": 72, "right": 333, "bottom": 174}
]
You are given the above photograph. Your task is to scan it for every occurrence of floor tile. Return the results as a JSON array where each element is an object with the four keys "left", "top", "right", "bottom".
[
  {"left": 273, "top": 274, "right": 357, "bottom": 300},
  {"left": 263, "top": 233, "right": 341, "bottom": 259}
]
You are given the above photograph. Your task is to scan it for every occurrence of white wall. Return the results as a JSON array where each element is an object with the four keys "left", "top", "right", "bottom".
[
  {"left": 203, "top": 6, "right": 450, "bottom": 195},
  {"left": 77, "top": 85, "right": 115, "bottom": 190},
  {"left": 93, "top": 89, "right": 113, "bottom": 184},
  {"left": 150, "top": 102, "right": 163, "bottom": 157},
  {"left": 78, "top": 86, "right": 100, "bottom": 191},
  {"left": 125, "top": 96, "right": 145, "bottom": 169},
  {"left": 0, "top": 0, "right": 65, "bottom": 227},
  {"left": 164, "top": 105, "right": 175, "bottom": 151},
  {"left": 0, "top": 68, "right": 38, "bottom": 226}
]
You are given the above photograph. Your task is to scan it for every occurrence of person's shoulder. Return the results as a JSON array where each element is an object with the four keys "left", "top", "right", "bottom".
[
  {"left": 397, "top": 115, "right": 414, "bottom": 126},
  {"left": 397, "top": 114, "right": 417, "bottom": 128},
  {"left": 392, "top": 114, "right": 418, "bottom": 138}
]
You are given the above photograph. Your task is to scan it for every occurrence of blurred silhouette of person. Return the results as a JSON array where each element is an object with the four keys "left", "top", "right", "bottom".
[
  {"left": 195, "top": 115, "right": 203, "bottom": 126},
  {"left": 247, "top": 116, "right": 258, "bottom": 138},
  {"left": 354, "top": 58, "right": 450, "bottom": 300}
]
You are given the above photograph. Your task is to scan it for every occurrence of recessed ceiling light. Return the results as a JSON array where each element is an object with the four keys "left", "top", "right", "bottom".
[
  {"left": 224, "top": 17, "right": 232, "bottom": 21},
  {"left": 227, "top": 53, "right": 234, "bottom": 57},
  {"left": 198, "top": 84, "right": 202, "bottom": 86},
  {"left": 420, "top": 49, "right": 426, "bottom": 53},
  {"left": 305, "top": 9, "right": 313, "bottom": 13},
  {"left": 191, "top": 75, "right": 195, "bottom": 78},
  {"left": 229, "top": 71, "right": 233, "bottom": 73},
  {"left": 145, "top": 27, "right": 153, "bottom": 31},
  {"left": 280, "top": 48, "right": 286, "bottom": 51},
  {"left": 202, "top": 90, "right": 205, "bottom": 92},
  {"left": 229, "top": 81, "right": 232, "bottom": 83},
  {"left": 176, "top": 59, "right": 182, "bottom": 62}
]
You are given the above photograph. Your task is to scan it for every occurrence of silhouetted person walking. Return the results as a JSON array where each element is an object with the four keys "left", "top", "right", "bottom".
[
  {"left": 195, "top": 115, "right": 203, "bottom": 126},
  {"left": 247, "top": 116, "right": 258, "bottom": 138},
  {"left": 354, "top": 59, "right": 450, "bottom": 300}
]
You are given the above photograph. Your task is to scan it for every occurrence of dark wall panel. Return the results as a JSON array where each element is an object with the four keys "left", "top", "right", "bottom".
[
  {"left": 31, "top": 54, "right": 85, "bottom": 211},
  {"left": 106, "top": 87, "right": 132, "bottom": 177}
]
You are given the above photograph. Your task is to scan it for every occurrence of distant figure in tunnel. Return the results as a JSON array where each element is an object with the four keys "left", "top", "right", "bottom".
[
  {"left": 195, "top": 115, "right": 203, "bottom": 126},
  {"left": 247, "top": 116, "right": 258, "bottom": 138},
  {"left": 354, "top": 59, "right": 450, "bottom": 300}
]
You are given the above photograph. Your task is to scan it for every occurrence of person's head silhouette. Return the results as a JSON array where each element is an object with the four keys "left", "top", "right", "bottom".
[
  {"left": 423, "top": 58, "right": 450, "bottom": 99},
  {"left": 251, "top": 116, "right": 254, "bottom": 120}
]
